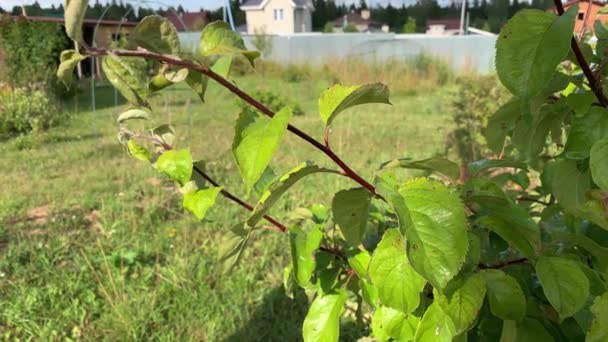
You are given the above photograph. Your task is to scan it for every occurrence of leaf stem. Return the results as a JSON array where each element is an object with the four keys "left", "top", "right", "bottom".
[
  {"left": 88, "top": 48, "right": 379, "bottom": 196},
  {"left": 553, "top": 0, "right": 608, "bottom": 107}
]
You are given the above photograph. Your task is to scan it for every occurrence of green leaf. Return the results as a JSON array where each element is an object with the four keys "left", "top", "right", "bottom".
[
  {"left": 127, "top": 140, "right": 151, "bottom": 161},
  {"left": 290, "top": 225, "right": 323, "bottom": 288},
  {"left": 211, "top": 55, "right": 233, "bottom": 78},
  {"left": 332, "top": 187, "right": 372, "bottom": 246},
  {"left": 346, "top": 249, "right": 371, "bottom": 280},
  {"left": 371, "top": 306, "right": 419, "bottom": 342},
  {"left": 253, "top": 167, "right": 277, "bottom": 197},
  {"left": 565, "top": 91, "right": 596, "bottom": 116},
  {"left": 564, "top": 107, "right": 608, "bottom": 159},
  {"left": 379, "top": 157, "right": 460, "bottom": 181},
  {"left": 461, "top": 232, "right": 481, "bottom": 275},
  {"left": 399, "top": 178, "right": 469, "bottom": 289},
  {"left": 185, "top": 67, "right": 208, "bottom": 102},
  {"left": 117, "top": 107, "right": 151, "bottom": 124},
  {"left": 64, "top": 0, "right": 88, "bottom": 42},
  {"left": 360, "top": 278, "right": 379, "bottom": 308},
  {"left": 374, "top": 175, "right": 411, "bottom": 236},
  {"left": 536, "top": 256, "right": 589, "bottom": 319},
  {"left": 163, "top": 68, "right": 188, "bottom": 83},
  {"left": 57, "top": 49, "right": 85, "bottom": 87},
  {"left": 468, "top": 159, "right": 528, "bottom": 176},
  {"left": 414, "top": 302, "right": 456, "bottom": 342},
  {"left": 302, "top": 289, "right": 346, "bottom": 342},
  {"left": 149, "top": 73, "right": 172, "bottom": 93},
  {"left": 318, "top": 83, "right": 390, "bottom": 126},
  {"left": 496, "top": 7, "right": 577, "bottom": 98},
  {"left": 481, "top": 269, "right": 527, "bottom": 321},
  {"left": 435, "top": 273, "right": 486, "bottom": 335},
  {"left": 368, "top": 229, "right": 425, "bottom": 313},
  {"left": 217, "top": 224, "right": 249, "bottom": 274},
  {"left": 485, "top": 98, "right": 525, "bottom": 153},
  {"left": 590, "top": 137, "right": 608, "bottom": 191},
  {"left": 183, "top": 187, "right": 221, "bottom": 220},
  {"left": 551, "top": 160, "right": 591, "bottom": 212},
  {"left": 587, "top": 292, "right": 608, "bottom": 342},
  {"left": 150, "top": 124, "right": 175, "bottom": 148},
  {"left": 558, "top": 234, "right": 608, "bottom": 273},
  {"left": 102, "top": 54, "right": 149, "bottom": 107},
  {"left": 199, "top": 21, "right": 260, "bottom": 66},
  {"left": 232, "top": 107, "right": 293, "bottom": 194},
  {"left": 248, "top": 162, "right": 335, "bottom": 227},
  {"left": 155, "top": 149, "right": 193, "bottom": 186},
  {"left": 501, "top": 318, "right": 555, "bottom": 342},
  {"left": 131, "top": 15, "right": 180, "bottom": 55}
]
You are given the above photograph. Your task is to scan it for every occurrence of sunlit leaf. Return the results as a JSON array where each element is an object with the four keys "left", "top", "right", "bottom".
[
  {"left": 318, "top": 83, "right": 390, "bottom": 126},
  {"left": 183, "top": 186, "right": 221, "bottom": 220},
  {"left": 131, "top": 15, "right": 180, "bottom": 55},
  {"left": 414, "top": 302, "right": 456, "bottom": 342},
  {"left": 379, "top": 157, "right": 460, "bottom": 181},
  {"left": 199, "top": 21, "right": 260, "bottom": 66},
  {"left": 57, "top": 49, "right": 85, "bottom": 88},
  {"left": 127, "top": 139, "right": 151, "bottom": 161},
  {"left": 102, "top": 54, "right": 149, "bottom": 107},
  {"left": 117, "top": 107, "right": 151, "bottom": 123},
  {"left": 290, "top": 225, "right": 323, "bottom": 288},
  {"left": 64, "top": 0, "right": 88, "bottom": 42},
  {"left": 155, "top": 149, "right": 193, "bottom": 186},
  {"left": 332, "top": 187, "right": 372, "bottom": 246},
  {"left": 371, "top": 306, "right": 419, "bottom": 342}
]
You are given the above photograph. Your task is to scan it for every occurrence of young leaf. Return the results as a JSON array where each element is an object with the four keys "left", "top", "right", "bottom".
[
  {"left": 371, "top": 306, "right": 419, "bottom": 342},
  {"left": 127, "top": 140, "right": 151, "bottom": 161},
  {"left": 302, "top": 289, "right": 346, "bottom": 342},
  {"left": 149, "top": 73, "right": 173, "bottom": 93},
  {"left": 590, "top": 137, "right": 608, "bottom": 191},
  {"left": 57, "top": 49, "right": 85, "bottom": 87},
  {"left": 379, "top": 157, "right": 460, "bottom": 181},
  {"left": 399, "top": 178, "right": 469, "bottom": 290},
  {"left": 332, "top": 187, "right": 372, "bottom": 246},
  {"left": 290, "top": 225, "right": 323, "bottom": 288},
  {"left": 467, "top": 159, "right": 528, "bottom": 176},
  {"left": 481, "top": 269, "right": 527, "bottom": 321},
  {"left": 102, "top": 54, "right": 149, "bottom": 107},
  {"left": 368, "top": 229, "right": 425, "bottom": 314},
  {"left": 536, "top": 256, "right": 589, "bottom": 319},
  {"left": 318, "top": 83, "right": 390, "bottom": 126},
  {"left": 199, "top": 21, "right": 260, "bottom": 66},
  {"left": 117, "top": 108, "right": 151, "bottom": 124},
  {"left": 64, "top": 0, "right": 88, "bottom": 42},
  {"left": 232, "top": 107, "right": 293, "bottom": 194},
  {"left": 496, "top": 7, "right": 577, "bottom": 98},
  {"left": 211, "top": 55, "right": 233, "bottom": 78},
  {"left": 155, "top": 149, "right": 193, "bottom": 186},
  {"left": 564, "top": 107, "right": 608, "bottom": 160},
  {"left": 150, "top": 124, "right": 176, "bottom": 148},
  {"left": 183, "top": 187, "right": 222, "bottom": 220},
  {"left": 247, "top": 162, "right": 335, "bottom": 227},
  {"left": 414, "top": 302, "right": 456, "bottom": 342},
  {"left": 347, "top": 249, "right": 371, "bottom": 280},
  {"left": 587, "top": 292, "right": 608, "bottom": 342},
  {"left": 131, "top": 15, "right": 180, "bottom": 55},
  {"left": 217, "top": 224, "right": 250, "bottom": 274},
  {"left": 484, "top": 98, "right": 525, "bottom": 153},
  {"left": 435, "top": 273, "right": 486, "bottom": 335}
]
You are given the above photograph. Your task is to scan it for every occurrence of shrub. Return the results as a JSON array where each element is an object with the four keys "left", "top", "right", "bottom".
[
  {"left": 343, "top": 23, "right": 358, "bottom": 33},
  {"left": 0, "top": 87, "right": 67, "bottom": 136},
  {"left": 323, "top": 22, "right": 334, "bottom": 33},
  {"left": 445, "top": 75, "right": 511, "bottom": 163}
]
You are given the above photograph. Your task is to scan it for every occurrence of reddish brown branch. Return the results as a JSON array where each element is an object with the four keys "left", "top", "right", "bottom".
[
  {"left": 553, "top": 0, "right": 608, "bottom": 107},
  {"left": 89, "top": 48, "right": 378, "bottom": 196}
]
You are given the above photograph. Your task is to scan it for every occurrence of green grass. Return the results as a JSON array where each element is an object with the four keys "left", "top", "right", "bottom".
[{"left": 0, "top": 73, "right": 455, "bottom": 340}]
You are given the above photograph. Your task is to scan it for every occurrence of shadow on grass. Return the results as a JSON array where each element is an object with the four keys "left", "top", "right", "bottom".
[{"left": 224, "top": 287, "right": 366, "bottom": 342}]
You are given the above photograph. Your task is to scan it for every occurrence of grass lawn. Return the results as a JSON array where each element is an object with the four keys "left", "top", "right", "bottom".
[{"left": 0, "top": 72, "right": 456, "bottom": 340}]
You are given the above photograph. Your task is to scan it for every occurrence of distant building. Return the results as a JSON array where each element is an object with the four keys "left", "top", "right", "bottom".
[
  {"left": 240, "top": 0, "right": 314, "bottom": 34},
  {"left": 426, "top": 18, "right": 461, "bottom": 36},
  {"left": 561, "top": 0, "right": 608, "bottom": 35},
  {"left": 331, "top": 10, "right": 389, "bottom": 33},
  {"left": 164, "top": 11, "right": 210, "bottom": 32}
]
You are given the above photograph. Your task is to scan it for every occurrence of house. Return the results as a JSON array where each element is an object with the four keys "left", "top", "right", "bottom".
[
  {"left": 331, "top": 10, "right": 389, "bottom": 33},
  {"left": 240, "top": 0, "right": 314, "bottom": 34},
  {"left": 561, "top": 0, "right": 608, "bottom": 35},
  {"left": 426, "top": 18, "right": 461, "bottom": 36},
  {"left": 165, "top": 11, "right": 210, "bottom": 32}
]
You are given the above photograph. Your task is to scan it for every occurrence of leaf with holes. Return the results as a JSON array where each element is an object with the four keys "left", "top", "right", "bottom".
[{"left": 399, "top": 178, "right": 469, "bottom": 290}]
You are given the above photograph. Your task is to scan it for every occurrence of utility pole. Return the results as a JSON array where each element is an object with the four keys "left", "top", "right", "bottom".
[{"left": 459, "top": 0, "right": 467, "bottom": 35}]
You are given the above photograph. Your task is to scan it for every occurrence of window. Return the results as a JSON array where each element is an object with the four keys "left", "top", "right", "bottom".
[
  {"left": 578, "top": 12, "right": 585, "bottom": 20},
  {"left": 273, "top": 8, "right": 284, "bottom": 21}
]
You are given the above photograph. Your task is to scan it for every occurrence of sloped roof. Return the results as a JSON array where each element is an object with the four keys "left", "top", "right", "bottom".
[
  {"left": 427, "top": 18, "right": 461, "bottom": 30},
  {"left": 241, "top": 0, "right": 311, "bottom": 10}
]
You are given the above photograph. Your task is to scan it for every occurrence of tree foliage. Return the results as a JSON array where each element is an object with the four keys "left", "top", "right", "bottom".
[{"left": 59, "top": 2, "right": 608, "bottom": 341}]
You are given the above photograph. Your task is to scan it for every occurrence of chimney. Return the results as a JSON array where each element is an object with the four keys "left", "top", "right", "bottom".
[{"left": 361, "top": 9, "right": 370, "bottom": 21}]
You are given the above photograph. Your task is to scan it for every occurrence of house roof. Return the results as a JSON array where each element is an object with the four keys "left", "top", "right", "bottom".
[
  {"left": 241, "top": 0, "right": 311, "bottom": 10},
  {"left": 426, "top": 18, "right": 461, "bottom": 30},
  {"left": 563, "top": 0, "right": 606, "bottom": 7},
  {"left": 10, "top": 15, "right": 138, "bottom": 26},
  {"left": 165, "top": 11, "right": 210, "bottom": 32}
]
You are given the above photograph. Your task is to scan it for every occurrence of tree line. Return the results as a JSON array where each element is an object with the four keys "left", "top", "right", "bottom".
[{"left": 0, "top": 0, "right": 554, "bottom": 33}]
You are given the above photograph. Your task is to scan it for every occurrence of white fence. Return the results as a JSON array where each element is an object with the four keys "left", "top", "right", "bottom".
[{"left": 179, "top": 32, "right": 497, "bottom": 73}]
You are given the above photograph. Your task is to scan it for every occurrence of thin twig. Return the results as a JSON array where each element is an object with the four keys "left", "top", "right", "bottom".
[
  {"left": 517, "top": 196, "right": 551, "bottom": 206},
  {"left": 478, "top": 257, "right": 528, "bottom": 270},
  {"left": 553, "top": 0, "right": 608, "bottom": 107},
  {"left": 88, "top": 48, "right": 379, "bottom": 196}
]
